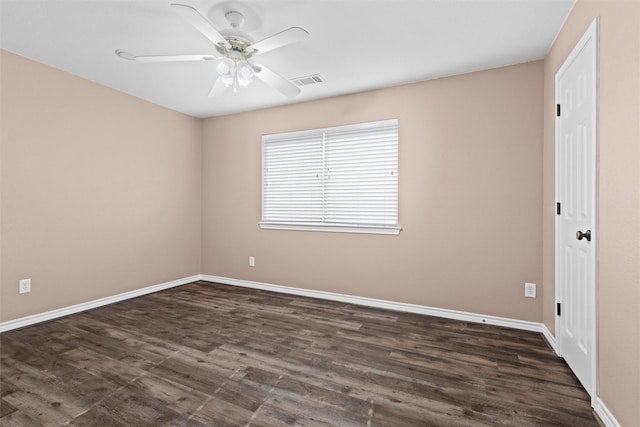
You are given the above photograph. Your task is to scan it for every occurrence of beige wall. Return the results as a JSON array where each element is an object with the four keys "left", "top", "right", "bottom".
[
  {"left": 0, "top": 50, "right": 203, "bottom": 321},
  {"left": 2, "top": 4, "right": 638, "bottom": 422},
  {"left": 202, "top": 61, "right": 544, "bottom": 322},
  {"left": 542, "top": 1, "right": 640, "bottom": 425}
]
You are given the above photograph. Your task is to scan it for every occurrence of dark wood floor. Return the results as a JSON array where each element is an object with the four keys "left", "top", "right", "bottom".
[{"left": 1, "top": 281, "right": 600, "bottom": 426}]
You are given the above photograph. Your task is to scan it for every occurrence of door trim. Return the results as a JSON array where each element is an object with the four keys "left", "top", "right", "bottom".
[{"left": 554, "top": 17, "right": 599, "bottom": 404}]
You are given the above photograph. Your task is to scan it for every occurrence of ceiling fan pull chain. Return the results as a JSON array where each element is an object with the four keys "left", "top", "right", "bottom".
[{"left": 233, "top": 60, "right": 239, "bottom": 93}]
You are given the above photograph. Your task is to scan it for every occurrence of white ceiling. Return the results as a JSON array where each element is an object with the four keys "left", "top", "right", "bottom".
[{"left": 1, "top": 0, "right": 574, "bottom": 118}]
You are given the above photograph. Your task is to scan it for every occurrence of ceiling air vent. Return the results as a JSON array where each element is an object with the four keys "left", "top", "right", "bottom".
[{"left": 290, "top": 74, "right": 325, "bottom": 87}]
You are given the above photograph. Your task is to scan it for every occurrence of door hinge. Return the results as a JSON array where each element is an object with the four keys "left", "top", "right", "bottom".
[
  {"left": 556, "top": 202, "right": 561, "bottom": 215},
  {"left": 557, "top": 302, "right": 561, "bottom": 316},
  {"left": 556, "top": 104, "right": 561, "bottom": 117}
]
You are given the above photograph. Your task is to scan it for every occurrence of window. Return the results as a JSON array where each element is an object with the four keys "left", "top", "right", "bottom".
[{"left": 260, "top": 119, "right": 400, "bottom": 234}]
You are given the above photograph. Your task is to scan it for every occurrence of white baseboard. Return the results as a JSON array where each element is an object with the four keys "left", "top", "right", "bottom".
[
  {"left": 0, "top": 273, "right": 560, "bottom": 348},
  {"left": 0, "top": 275, "right": 201, "bottom": 333},
  {"left": 200, "top": 275, "right": 548, "bottom": 335},
  {"left": 541, "top": 323, "right": 559, "bottom": 354},
  {"left": 594, "top": 398, "right": 621, "bottom": 427}
]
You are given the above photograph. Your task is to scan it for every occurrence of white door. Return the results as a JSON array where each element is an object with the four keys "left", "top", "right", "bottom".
[{"left": 555, "top": 19, "right": 598, "bottom": 401}]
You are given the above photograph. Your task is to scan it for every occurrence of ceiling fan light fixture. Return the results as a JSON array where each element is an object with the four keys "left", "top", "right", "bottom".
[
  {"left": 217, "top": 57, "right": 234, "bottom": 76},
  {"left": 236, "top": 60, "right": 254, "bottom": 87},
  {"left": 216, "top": 57, "right": 236, "bottom": 86}
]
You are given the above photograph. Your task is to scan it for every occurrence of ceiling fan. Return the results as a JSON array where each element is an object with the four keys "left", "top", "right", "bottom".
[{"left": 115, "top": 3, "right": 309, "bottom": 98}]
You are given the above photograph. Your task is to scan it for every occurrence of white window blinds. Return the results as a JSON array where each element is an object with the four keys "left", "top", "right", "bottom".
[{"left": 261, "top": 119, "right": 400, "bottom": 234}]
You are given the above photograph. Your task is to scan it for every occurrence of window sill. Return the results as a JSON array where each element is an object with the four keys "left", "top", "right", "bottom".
[{"left": 259, "top": 221, "right": 401, "bottom": 235}]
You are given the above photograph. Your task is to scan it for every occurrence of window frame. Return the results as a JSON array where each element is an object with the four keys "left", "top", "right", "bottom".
[{"left": 260, "top": 119, "right": 401, "bottom": 235}]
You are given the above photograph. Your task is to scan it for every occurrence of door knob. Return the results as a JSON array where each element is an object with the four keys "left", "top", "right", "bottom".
[{"left": 576, "top": 230, "right": 591, "bottom": 242}]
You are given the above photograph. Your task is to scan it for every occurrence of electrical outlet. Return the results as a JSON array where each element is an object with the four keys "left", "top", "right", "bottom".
[
  {"left": 249, "top": 256, "right": 255, "bottom": 267},
  {"left": 19, "top": 278, "right": 31, "bottom": 294},
  {"left": 525, "top": 282, "right": 537, "bottom": 298}
]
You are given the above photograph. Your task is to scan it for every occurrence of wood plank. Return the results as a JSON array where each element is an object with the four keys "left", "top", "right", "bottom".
[{"left": 0, "top": 281, "right": 600, "bottom": 426}]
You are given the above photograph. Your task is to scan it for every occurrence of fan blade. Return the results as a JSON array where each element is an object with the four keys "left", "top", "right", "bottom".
[
  {"left": 170, "top": 3, "right": 231, "bottom": 49},
  {"left": 248, "top": 27, "right": 309, "bottom": 55},
  {"left": 135, "top": 54, "right": 218, "bottom": 63},
  {"left": 116, "top": 50, "right": 218, "bottom": 62},
  {"left": 208, "top": 77, "right": 227, "bottom": 98},
  {"left": 253, "top": 64, "right": 301, "bottom": 98}
]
